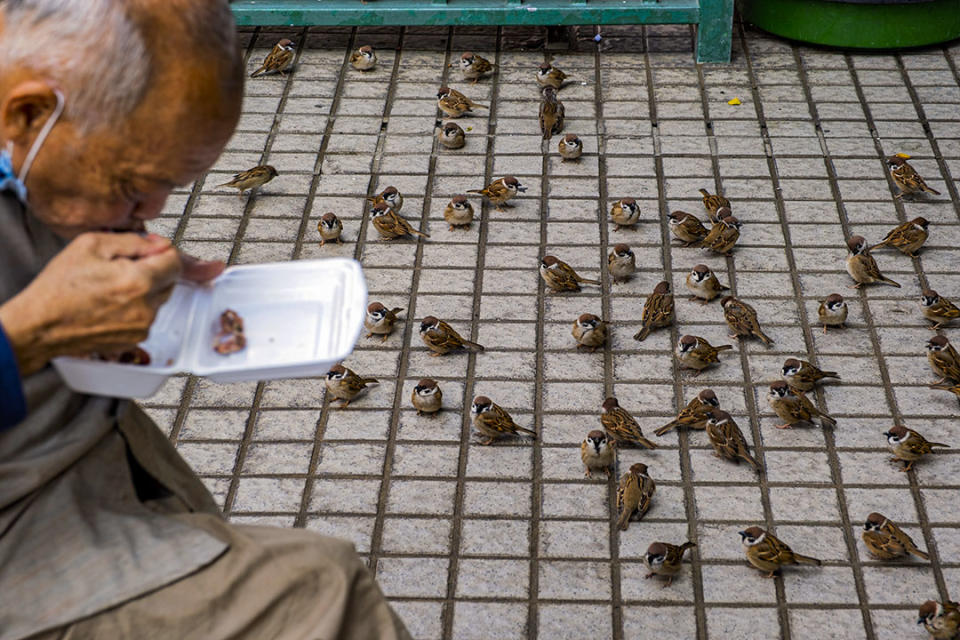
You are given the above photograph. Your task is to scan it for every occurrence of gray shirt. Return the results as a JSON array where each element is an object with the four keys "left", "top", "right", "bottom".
[{"left": 0, "top": 194, "right": 227, "bottom": 640}]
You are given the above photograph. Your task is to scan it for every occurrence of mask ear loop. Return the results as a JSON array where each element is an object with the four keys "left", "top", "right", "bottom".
[{"left": 17, "top": 88, "right": 64, "bottom": 183}]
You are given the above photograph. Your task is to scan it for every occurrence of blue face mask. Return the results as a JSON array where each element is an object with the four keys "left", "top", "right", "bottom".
[{"left": 0, "top": 89, "right": 65, "bottom": 205}]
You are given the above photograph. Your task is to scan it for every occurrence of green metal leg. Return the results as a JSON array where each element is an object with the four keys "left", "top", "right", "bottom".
[{"left": 696, "top": 0, "right": 734, "bottom": 62}]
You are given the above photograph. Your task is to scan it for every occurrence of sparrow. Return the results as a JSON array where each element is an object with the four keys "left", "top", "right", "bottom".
[
  {"left": 846, "top": 235, "right": 901, "bottom": 288},
  {"left": 452, "top": 51, "right": 494, "bottom": 83},
  {"left": 655, "top": 389, "right": 719, "bottom": 436},
  {"left": 317, "top": 212, "right": 343, "bottom": 246},
  {"left": 558, "top": 133, "right": 582, "bottom": 161},
  {"left": 610, "top": 197, "right": 641, "bottom": 231},
  {"left": 364, "top": 302, "right": 403, "bottom": 341},
  {"left": 644, "top": 541, "right": 696, "bottom": 587},
  {"left": 677, "top": 335, "right": 733, "bottom": 375},
  {"left": 601, "top": 397, "right": 658, "bottom": 449},
  {"left": 436, "top": 86, "right": 487, "bottom": 118},
  {"left": 870, "top": 217, "right": 929, "bottom": 257},
  {"left": 443, "top": 195, "right": 474, "bottom": 230},
  {"left": 721, "top": 296, "right": 773, "bottom": 346},
  {"left": 685, "top": 264, "right": 729, "bottom": 303},
  {"left": 767, "top": 381, "right": 837, "bottom": 429},
  {"left": 217, "top": 165, "right": 278, "bottom": 197},
  {"left": 861, "top": 512, "right": 929, "bottom": 561},
  {"left": 468, "top": 176, "right": 526, "bottom": 211},
  {"left": 250, "top": 38, "right": 295, "bottom": 77},
  {"left": 607, "top": 243, "right": 636, "bottom": 283},
  {"left": 700, "top": 214, "right": 741, "bottom": 256},
  {"left": 349, "top": 45, "right": 377, "bottom": 71},
  {"left": 325, "top": 364, "right": 378, "bottom": 408},
  {"left": 371, "top": 202, "right": 429, "bottom": 241},
  {"left": 367, "top": 185, "right": 403, "bottom": 213},
  {"left": 818, "top": 293, "right": 848, "bottom": 333},
  {"left": 634, "top": 281, "right": 675, "bottom": 342},
  {"left": 616, "top": 463, "right": 655, "bottom": 531},
  {"left": 572, "top": 313, "right": 607, "bottom": 352},
  {"left": 705, "top": 409, "right": 762, "bottom": 471},
  {"left": 698, "top": 188, "right": 731, "bottom": 223},
  {"left": 539, "top": 255, "right": 600, "bottom": 292},
  {"left": 419, "top": 315, "right": 484, "bottom": 356},
  {"left": 739, "top": 526, "right": 821, "bottom": 578},
  {"left": 668, "top": 211, "right": 709, "bottom": 246},
  {"left": 921, "top": 289, "right": 960, "bottom": 330},
  {"left": 917, "top": 600, "right": 960, "bottom": 640},
  {"left": 927, "top": 335, "right": 960, "bottom": 384},
  {"left": 539, "top": 86, "right": 565, "bottom": 140},
  {"left": 411, "top": 378, "right": 443, "bottom": 416},
  {"left": 885, "top": 425, "right": 948, "bottom": 472},
  {"left": 580, "top": 430, "right": 615, "bottom": 478},
  {"left": 471, "top": 395, "right": 537, "bottom": 445},
  {"left": 536, "top": 61, "right": 567, "bottom": 89},
  {"left": 887, "top": 154, "right": 940, "bottom": 198},
  {"left": 437, "top": 121, "right": 466, "bottom": 149},
  {"left": 781, "top": 358, "right": 839, "bottom": 392}
]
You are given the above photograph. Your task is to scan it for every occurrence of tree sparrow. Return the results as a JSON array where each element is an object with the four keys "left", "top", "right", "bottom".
[
  {"left": 927, "top": 335, "right": 960, "bottom": 384},
  {"left": 468, "top": 176, "right": 526, "bottom": 211},
  {"left": 668, "top": 211, "right": 709, "bottom": 246},
  {"left": 539, "top": 255, "right": 600, "bottom": 292},
  {"left": 443, "top": 195, "right": 474, "bottom": 230},
  {"left": 411, "top": 378, "right": 443, "bottom": 416},
  {"left": 846, "top": 235, "right": 900, "bottom": 288},
  {"left": 644, "top": 541, "right": 696, "bottom": 586},
  {"left": 655, "top": 389, "right": 719, "bottom": 436},
  {"left": 367, "top": 185, "right": 403, "bottom": 213},
  {"left": 781, "top": 358, "right": 839, "bottom": 392},
  {"left": 931, "top": 381, "right": 960, "bottom": 401},
  {"left": 452, "top": 51, "right": 494, "bottom": 83},
  {"left": 536, "top": 62, "right": 567, "bottom": 89},
  {"left": 580, "top": 430, "right": 615, "bottom": 478},
  {"left": 700, "top": 214, "right": 741, "bottom": 257},
  {"left": 364, "top": 302, "right": 403, "bottom": 341},
  {"left": 698, "top": 188, "right": 731, "bottom": 223},
  {"left": 349, "top": 45, "right": 377, "bottom": 71},
  {"left": 437, "top": 121, "right": 466, "bottom": 149},
  {"left": 917, "top": 600, "right": 960, "bottom": 639},
  {"left": 610, "top": 197, "right": 640, "bottom": 231},
  {"left": 617, "top": 463, "right": 655, "bottom": 531},
  {"left": 371, "top": 202, "right": 429, "bottom": 241},
  {"left": 677, "top": 335, "right": 733, "bottom": 375},
  {"left": 436, "top": 86, "right": 487, "bottom": 118},
  {"left": 870, "top": 217, "right": 929, "bottom": 257},
  {"left": 886, "top": 154, "right": 940, "bottom": 198},
  {"left": 325, "top": 364, "right": 378, "bottom": 408},
  {"left": 818, "top": 293, "right": 848, "bottom": 333},
  {"left": 739, "top": 526, "right": 821, "bottom": 578},
  {"left": 607, "top": 243, "right": 636, "bottom": 283},
  {"left": 558, "top": 133, "right": 582, "bottom": 160},
  {"left": 767, "top": 381, "right": 837, "bottom": 429},
  {"left": 318, "top": 212, "right": 343, "bottom": 246},
  {"left": 705, "top": 409, "right": 761, "bottom": 471},
  {"left": 419, "top": 316, "right": 484, "bottom": 356},
  {"left": 572, "top": 313, "right": 607, "bottom": 352},
  {"left": 471, "top": 395, "right": 536, "bottom": 445},
  {"left": 920, "top": 289, "right": 960, "bottom": 330},
  {"left": 539, "top": 86, "right": 565, "bottom": 140},
  {"left": 250, "top": 39, "right": 295, "bottom": 77},
  {"left": 861, "top": 512, "right": 929, "bottom": 561},
  {"left": 601, "top": 397, "right": 658, "bottom": 449},
  {"left": 885, "top": 425, "right": 948, "bottom": 472},
  {"left": 634, "top": 281, "right": 674, "bottom": 342},
  {"left": 685, "top": 264, "right": 729, "bottom": 303},
  {"left": 217, "top": 165, "right": 278, "bottom": 198},
  {"left": 721, "top": 296, "right": 773, "bottom": 346}
]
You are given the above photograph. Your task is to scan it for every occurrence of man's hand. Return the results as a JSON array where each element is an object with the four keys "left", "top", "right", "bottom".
[{"left": 0, "top": 232, "right": 222, "bottom": 377}]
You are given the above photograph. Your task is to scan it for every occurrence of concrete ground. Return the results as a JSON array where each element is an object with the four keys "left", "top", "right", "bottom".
[{"left": 143, "top": 22, "right": 960, "bottom": 640}]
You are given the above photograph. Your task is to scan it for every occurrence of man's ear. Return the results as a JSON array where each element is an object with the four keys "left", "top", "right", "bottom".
[{"left": 2, "top": 81, "right": 60, "bottom": 147}]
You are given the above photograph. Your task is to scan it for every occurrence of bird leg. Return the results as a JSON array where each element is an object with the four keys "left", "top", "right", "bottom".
[
  {"left": 339, "top": 399, "right": 350, "bottom": 409},
  {"left": 430, "top": 352, "right": 442, "bottom": 357},
  {"left": 665, "top": 576, "right": 673, "bottom": 587},
  {"left": 320, "top": 239, "right": 326, "bottom": 247},
  {"left": 584, "top": 467, "right": 592, "bottom": 478},
  {"left": 764, "top": 571, "right": 778, "bottom": 579},
  {"left": 644, "top": 572, "right": 655, "bottom": 579},
  {"left": 479, "top": 437, "right": 495, "bottom": 446},
  {"left": 381, "top": 334, "right": 389, "bottom": 343},
  {"left": 775, "top": 423, "right": 793, "bottom": 430},
  {"left": 604, "top": 467, "right": 611, "bottom": 478},
  {"left": 822, "top": 325, "right": 828, "bottom": 334},
  {"left": 365, "top": 332, "right": 373, "bottom": 338}
]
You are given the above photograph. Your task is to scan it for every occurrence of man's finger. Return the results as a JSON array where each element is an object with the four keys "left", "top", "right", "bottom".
[
  {"left": 133, "top": 246, "right": 183, "bottom": 293},
  {"left": 180, "top": 253, "right": 226, "bottom": 283},
  {"left": 89, "top": 231, "right": 171, "bottom": 260}
]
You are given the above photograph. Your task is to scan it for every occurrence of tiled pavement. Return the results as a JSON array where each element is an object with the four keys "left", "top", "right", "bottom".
[{"left": 143, "top": 22, "right": 960, "bottom": 640}]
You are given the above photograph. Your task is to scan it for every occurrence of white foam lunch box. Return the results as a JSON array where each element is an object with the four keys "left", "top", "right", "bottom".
[{"left": 53, "top": 259, "right": 367, "bottom": 399}]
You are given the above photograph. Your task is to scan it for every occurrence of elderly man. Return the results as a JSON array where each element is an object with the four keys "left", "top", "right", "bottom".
[{"left": 0, "top": 1, "right": 410, "bottom": 638}]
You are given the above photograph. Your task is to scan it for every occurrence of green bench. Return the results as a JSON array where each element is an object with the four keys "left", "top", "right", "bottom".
[{"left": 230, "top": 0, "right": 734, "bottom": 63}]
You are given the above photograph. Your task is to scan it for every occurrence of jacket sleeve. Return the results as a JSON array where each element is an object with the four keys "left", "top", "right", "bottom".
[{"left": 0, "top": 320, "right": 27, "bottom": 429}]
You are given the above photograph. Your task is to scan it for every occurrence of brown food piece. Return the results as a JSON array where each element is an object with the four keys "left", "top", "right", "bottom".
[
  {"left": 98, "top": 346, "right": 151, "bottom": 365},
  {"left": 214, "top": 309, "right": 246, "bottom": 355}
]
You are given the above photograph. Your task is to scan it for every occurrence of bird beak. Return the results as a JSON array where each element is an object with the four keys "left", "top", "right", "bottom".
[
  {"left": 737, "top": 531, "right": 747, "bottom": 539},
  {"left": 517, "top": 185, "right": 527, "bottom": 192},
  {"left": 883, "top": 431, "right": 891, "bottom": 438}
]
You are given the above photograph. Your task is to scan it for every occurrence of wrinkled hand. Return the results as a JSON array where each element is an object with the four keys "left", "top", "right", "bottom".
[{"left": 0, "top": 232, "right": 224, "bottom": 376}]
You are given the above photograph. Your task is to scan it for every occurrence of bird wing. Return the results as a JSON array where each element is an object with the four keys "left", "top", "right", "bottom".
[
  {"left": 641, "top": 292, "right": 674, "bottom": 329},
  {"left": 932, "top": 349, "right": 960, "bottom": 380},
  {"left": 602, "top": 408, "right": 642, "bottom": 442},
  {"left": 758, "top": 534, "right": 796, "bottom": 565}
]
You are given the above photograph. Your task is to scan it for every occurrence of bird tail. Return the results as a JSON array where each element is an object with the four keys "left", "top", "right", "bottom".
[
  {"left": 908, "top": 546, "right": 930, "bottom": 561},
  {"left": 792, "top": 553, "right": 822, "bottom": 566},
  {"left": 362, "top": 377, "right": 379, "bottom": 385},
  {"left": 922, "top": 184, "right": 941, "bottom": 195},
  {"left": 678, "top": 541, "right": 697, "bottom": 556},
  {"left": 654, "top": 421, "right": 680, "bottom": 437},
  {"left": 466, "top": 189, "right": 484, "bottom": 195},
  {"left": 929, "top": 441, "right": 950, "bottom": 449},
  {"left": 715, "top": 344, "right": 734, "bottom": 352},
  {"left": 634, "top": 324, "right": 652, "bottom": 342},
  {"left": 217, "top": 180, "right": 237, "bottom": 188},
  {"left": 472, "top": 102, "right": 489, "bottom": 109},
  {"left": 743, "top": 451, "right": 762, "bottom": 471},
  {"left": 616, "top": 509, "right": 632, "bottom": 531},
  {"left": 249, "top": 65, "right": 267, "bottom": 78},
  {"left": 756, "top": 330, "right": 774, "bottom": 346},
  {"left": 821, "top": 370, "right": 840, "bottom": 379},
  {"left": 462, "top": 339, "right": 485, "bottom": 353},
  {"left": 577, "top": 277, "right": 601, "bottom": 286},
  {"left": 635, "top": 436, "right": 658, "bottom": 450},
  {"left": 698, "top": 189, "right": 710, "bottom": 197},
  {"left": 410, "top": 228, "right": 431, "bottom": 239},
  {"left": 514, "top": 424, "right": 537, "bottom": 438},
  {"left": 868, "top": 241, "right": 889, "bottom": 251},
  {"left": 880, "top": 275, "right": 902, "bottom": 288},
  {"left": 819, "top": 412, "right": 837, "bottom": 428},
  {"left": 390, "top": 308, "right": 404, "bottom": 315}
]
